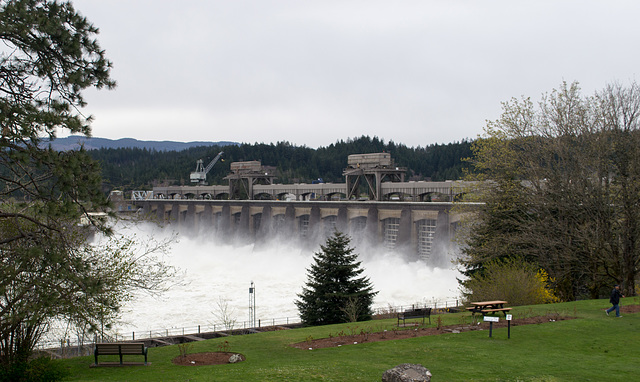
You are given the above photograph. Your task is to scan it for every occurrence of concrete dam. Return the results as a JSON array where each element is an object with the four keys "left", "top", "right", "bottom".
[
  {"left": 132, "top": 198, "right": 465, "bottom": 263},
  {"left": 124, "top": 153, "right": 473, "bottom": 262}
]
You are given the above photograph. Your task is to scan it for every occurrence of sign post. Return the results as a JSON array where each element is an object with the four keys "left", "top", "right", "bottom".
[
  {"left": 249, "top": 281, "right": 256, "bottom": 328},
  {"left": 483, "top": 316, "right": 499, "bottom": 337},
  {"left": 506, "top": 314, "right": 512, "bottom": 339}
]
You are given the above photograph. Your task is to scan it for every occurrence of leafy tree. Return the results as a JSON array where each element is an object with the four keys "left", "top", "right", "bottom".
[
  {"left": 459, "top": 81, "right": 640, "bottom": 299},
  {"left": 0, "top": 0, "right": 176, "bottom": 373},
  {"left": 296, "top": 231, "right": 377, "bottom": 326}
]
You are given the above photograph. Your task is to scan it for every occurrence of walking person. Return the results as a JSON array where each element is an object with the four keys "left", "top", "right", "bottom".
[{"left": 605, "top": 284, "right": 625, "bottom": 317}]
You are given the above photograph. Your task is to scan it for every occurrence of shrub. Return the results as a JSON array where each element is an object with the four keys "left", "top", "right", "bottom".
[
  {"left": 0, "top": 357, "right": 69, "bottom": 382},
  {"left": 463, "top": 257, "right": 559, "bottom": 306}
]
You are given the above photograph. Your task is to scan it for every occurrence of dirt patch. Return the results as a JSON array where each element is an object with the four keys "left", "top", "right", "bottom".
[
  {"left": 294, "top": 304, "right": 640, "bottom": 350},
  {"left": 620, "top": 304, "right": 640, "bottom": 314},
  {"left": 171, "top": 352, "right": 245, "bottom": 366},
  {"left": 292, "top": 315, "right": 572, "bottom": 350}
]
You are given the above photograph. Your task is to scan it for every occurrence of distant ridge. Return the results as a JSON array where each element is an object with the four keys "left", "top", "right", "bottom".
[{"left": 45, "top": 135, "right": 237, "bottom": 151}]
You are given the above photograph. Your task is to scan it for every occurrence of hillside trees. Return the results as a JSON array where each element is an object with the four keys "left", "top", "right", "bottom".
[
  {"left": 296, "top": 231, "right": 378, "bottom": 326},
  {"left": 0, "top": 0, "right": 176, "bottom": 372},
  {"left": 460, "top": 81, "right": 640, "bottom": 299},
  {"left": 89, "top": 137, "right": 473, "bottom": 191}
]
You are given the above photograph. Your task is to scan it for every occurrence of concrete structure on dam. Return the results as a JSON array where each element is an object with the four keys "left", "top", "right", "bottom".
[
  {"left": 133, "top": 199, "right": 469, "bottom": 262},
  {"left": 140, "top": 152, "right": 469, "bottom": 202},
  {"left": 145, "top": 180, "right": 467, "bottom": 203}
]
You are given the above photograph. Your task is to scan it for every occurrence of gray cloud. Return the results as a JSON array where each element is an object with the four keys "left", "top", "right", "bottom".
[{"left": 72, "top": 0, "right": 640, "bottom": 148}]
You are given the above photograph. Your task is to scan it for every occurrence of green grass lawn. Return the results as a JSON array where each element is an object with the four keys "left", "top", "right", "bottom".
[{"left": 61, "top": 298, "right": 640, "bottom": 381}]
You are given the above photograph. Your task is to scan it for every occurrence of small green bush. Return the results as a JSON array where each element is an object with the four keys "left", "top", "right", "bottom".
[{"left": 463, "top": 257, "right": 559, "bottom": 306}]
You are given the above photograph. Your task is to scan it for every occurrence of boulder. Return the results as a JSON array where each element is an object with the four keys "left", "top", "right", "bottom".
[
  {"left": 382, "top": 363, "right": 432, "bottom": 382},
  {"left": 228, "top": 353, "right": 243, "bottom": 363}
]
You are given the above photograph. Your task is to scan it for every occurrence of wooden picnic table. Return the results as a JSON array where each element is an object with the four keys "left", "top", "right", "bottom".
[{"left": 465, "top": 300, "right": 512, "bottom": 316}]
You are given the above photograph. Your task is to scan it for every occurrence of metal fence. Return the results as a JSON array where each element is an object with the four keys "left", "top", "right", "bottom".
[
  {"left": 113, "top": 316, "right": 301, "bottom": 343},
  {"left": 38, "top": 299, "right": 462, "bottom": 354}
]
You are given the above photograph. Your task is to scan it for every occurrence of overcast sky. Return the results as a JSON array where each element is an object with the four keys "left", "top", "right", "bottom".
[{"left": 70, "top": 0, "right": 639, "bottom": 148}]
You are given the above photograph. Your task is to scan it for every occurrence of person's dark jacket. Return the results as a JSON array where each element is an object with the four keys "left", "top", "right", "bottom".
[{"left": 610, "top": 288, "right": 623, "bottom": 305}]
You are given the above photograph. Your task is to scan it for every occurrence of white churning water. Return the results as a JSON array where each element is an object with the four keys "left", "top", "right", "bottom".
[{"left": 109, "top": 222, "right": 462, "bottom": 335}]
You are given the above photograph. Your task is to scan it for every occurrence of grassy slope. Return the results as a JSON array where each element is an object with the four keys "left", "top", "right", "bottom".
[{"left": 62, "top": 298, "right": 640, "bottom": 381}]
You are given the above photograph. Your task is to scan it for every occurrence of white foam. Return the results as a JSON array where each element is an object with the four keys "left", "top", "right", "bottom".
[{"left": 108, "top": 222, "right": 461, "bottom": 335}]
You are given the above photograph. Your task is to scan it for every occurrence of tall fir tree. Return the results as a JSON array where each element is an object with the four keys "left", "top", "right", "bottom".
[{"left": 296, "top": 231, "right": 377, "bottom": 326}]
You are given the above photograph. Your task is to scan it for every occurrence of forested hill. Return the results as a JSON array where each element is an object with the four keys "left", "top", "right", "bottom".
[
  {"left": 47, "top": 135, "right": 235, "bottom": 151},
  {"left": 88, "top": 136, "right": 473, "bottom": 192}
]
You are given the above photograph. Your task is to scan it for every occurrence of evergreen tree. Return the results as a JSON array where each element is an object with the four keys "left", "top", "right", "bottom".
[{"left": 296, "top": 231, "right": 377, "bottom": 326}]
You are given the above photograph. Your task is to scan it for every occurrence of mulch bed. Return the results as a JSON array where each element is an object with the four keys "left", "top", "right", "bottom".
[
  {"left": 613, "top": 303, "right": 640, "bottom": 315},
  {"left": 172, "top": 352, "right": 245, "bottom": 366},
  {"left": 292, "top": 315, "right": 572, "bottom": 350},
  {"left": 293, "top": 304, "right": 640, "bottom": 350}
]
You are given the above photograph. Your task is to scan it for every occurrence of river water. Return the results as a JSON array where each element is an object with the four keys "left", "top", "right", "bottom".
[{"left": 110, "top": 223, "right": 462, "bottom": 336}]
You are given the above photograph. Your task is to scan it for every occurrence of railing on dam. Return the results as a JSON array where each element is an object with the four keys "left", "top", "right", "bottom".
[{"left": 139, "top": 180, "right": 473, "bottom": 202}]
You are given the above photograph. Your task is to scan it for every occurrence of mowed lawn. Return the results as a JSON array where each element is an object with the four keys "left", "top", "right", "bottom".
[{"left": 61, "top": 298, "right": 639, "bottom": 381}]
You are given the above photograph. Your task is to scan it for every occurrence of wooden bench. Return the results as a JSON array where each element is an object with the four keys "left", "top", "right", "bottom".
[
  {"left": 94, "top": 343, "right": 148, "bottom": 366},
  {"left": 397, "top": 307, "right": 432, "bottom": 326}
]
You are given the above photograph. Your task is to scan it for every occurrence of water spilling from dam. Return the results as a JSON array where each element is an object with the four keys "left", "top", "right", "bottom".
[{"left": 110, "top": 222, "right": 462, "bottom": 335}]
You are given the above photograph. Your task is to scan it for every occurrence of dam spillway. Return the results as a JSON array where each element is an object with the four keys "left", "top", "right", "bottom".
[{"left": 133, "top": 199, "right": 463, "bottom": 263}]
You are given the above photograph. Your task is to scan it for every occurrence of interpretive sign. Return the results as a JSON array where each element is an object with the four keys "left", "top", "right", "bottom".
[
  {"left": 506, "top": 314, "right": 513, "bottom": 321},
  {"left": 484, "top": 315, "right": 499, "bottom": 337}
]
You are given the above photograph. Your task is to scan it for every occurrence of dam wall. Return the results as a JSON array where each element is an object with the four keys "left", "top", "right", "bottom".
[{"left": 135, "top": 199, "right": 465, "bottom": 263}]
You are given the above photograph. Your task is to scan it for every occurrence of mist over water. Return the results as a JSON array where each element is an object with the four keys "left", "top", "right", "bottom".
[{"left": 112, "top": 223, "right": 461, "bottom": 335}]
